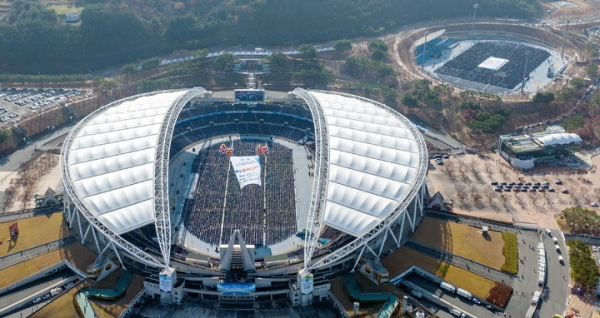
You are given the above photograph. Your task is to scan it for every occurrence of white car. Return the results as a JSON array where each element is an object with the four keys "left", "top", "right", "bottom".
[
  {"left": 450, "top": 309, "right": 462, "bottom": 317},
  {"left": 591, "top": 202, "right": 599, "bottom": 207},
  {"left": 472, "top": 298, "right": 481, "bottom": 304}
]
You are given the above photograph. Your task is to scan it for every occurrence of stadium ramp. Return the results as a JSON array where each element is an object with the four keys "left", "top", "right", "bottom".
[
  {"left": 75, "top": 271, "right": 134, "bottom": 317},
  {"left": 342, "top": 275, "right": 399, "bottom": 318}
]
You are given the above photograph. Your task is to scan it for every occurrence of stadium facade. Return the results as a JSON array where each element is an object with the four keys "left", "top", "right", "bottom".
[{"left": 60, "top": 88, "right": 428, "bottom": 307}]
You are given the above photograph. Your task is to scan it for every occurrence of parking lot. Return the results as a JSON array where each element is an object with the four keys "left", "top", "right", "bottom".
[{"left": 0, "top": 88, "right": 94, "bottom": 124}]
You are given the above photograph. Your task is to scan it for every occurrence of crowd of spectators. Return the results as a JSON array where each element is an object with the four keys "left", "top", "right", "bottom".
[
  {"left": 183, "top": 141, "right": 298, "bottom": 246},
  {"left": 435, "top": 42, "right": 550, "bottom": 89},
  {"left": 169, "top": 102, "right": 315, "bottom": 157}
]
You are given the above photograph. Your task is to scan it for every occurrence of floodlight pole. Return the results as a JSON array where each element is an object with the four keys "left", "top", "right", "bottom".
[
  {"left": 421, "top": 31, "right": 429, "bottom": 70},
  {"left": 521, "top": 50, "right": 529, "bottom": 93},
  {"left": 562, "top": 19, "right": 570, "bottom": 57},
  {"left": 470, "top": 4, "right": 479, "bottom": 41}
]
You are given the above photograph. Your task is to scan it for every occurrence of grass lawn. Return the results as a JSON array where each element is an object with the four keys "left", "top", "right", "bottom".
[
  {"left": 381, "top": 247, "right": 496, "bottom": 299},
  {"left": 501, "top": 232, "right": 518, "bottom": 274},
  {"left": 412, "top": 216, "right": 505, "bottom": 270},
  {"left": 0, "top": 212, "right": 71, "bottom": 257},
  {"left": 0, "top": 243, "right": 95, "bottom": 289},
  {"left": 47, "top": 4, "right": 82, "bottom": 15}
]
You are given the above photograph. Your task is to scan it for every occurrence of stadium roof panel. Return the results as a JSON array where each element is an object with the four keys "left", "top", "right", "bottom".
[
  {"left": 64, "top": 90, "right": 189, "bottom": 234},
  {"left": 307, "top": 91, "right": 425, "bottom": 237}
]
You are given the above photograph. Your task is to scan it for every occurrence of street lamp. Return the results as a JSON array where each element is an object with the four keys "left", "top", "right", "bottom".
[
  {"left": 421, "top": 31, "right": 429, "bottom": 70},
  {"left": 470, "top": 4, "right": 479, "bottom": 41}
]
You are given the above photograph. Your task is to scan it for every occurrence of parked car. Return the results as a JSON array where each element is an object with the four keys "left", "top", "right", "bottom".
[
  {"left": 591, "top": 202, "right": 599, "bottom": 207},
  {"left": 410, "top": 289, "right": 423, "bottom": 298},
  {"left": 33, "top": 297, "right": 42, "bottom": 304}
]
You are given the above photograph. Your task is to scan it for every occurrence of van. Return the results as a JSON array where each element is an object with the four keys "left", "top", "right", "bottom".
[
  {"left": 555, "top": 244, "right": 560, "bottom": 252},
  {"left": 545, "top": 229, "right": 552, "bottom": 236},
  {"left": 558, "top": 256, "right": 564, "bottom": 264},
  {"left": 552, "top": 237, "right": 558, "bottom": 244}
]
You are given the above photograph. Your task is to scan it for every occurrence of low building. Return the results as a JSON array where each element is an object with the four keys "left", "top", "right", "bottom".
[
  {"left": 497, "top": 126, "right": 582, "bottom": 169},
  {"left": 66, "top": 11, "right": 80, "bottom": 23}
]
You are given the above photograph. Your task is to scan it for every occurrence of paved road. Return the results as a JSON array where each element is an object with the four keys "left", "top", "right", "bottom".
[
  {"left": 537, "top": 229, "right": 569, "bottom": 318},
  {"left": 404, "top": 273, "right": 491, "bottom": 318},
  {"left": 0, "top": 269, "right": 73, "bottom": 312},
  {"left": 503, "top": 229, "right": 540, "bottom": 318}
]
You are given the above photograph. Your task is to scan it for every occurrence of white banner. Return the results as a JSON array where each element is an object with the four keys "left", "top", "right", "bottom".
[{"left": 230, "top": 156, "right": 262, "bottom": 188}]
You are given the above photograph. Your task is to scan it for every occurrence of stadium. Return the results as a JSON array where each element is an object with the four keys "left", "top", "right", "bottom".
[
  {"left": 414, "top": 29, "right": 569, "bottom": 95},
  {"left": 59, "top": 87, "right": 428, "bottom": 307}
]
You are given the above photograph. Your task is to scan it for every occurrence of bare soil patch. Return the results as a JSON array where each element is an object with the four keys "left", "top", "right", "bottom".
[
  {"left": 486, "top": 282, "right": 512, "bottom": 308},
  {"left": 427, "top": 153, "right": 599, "bottom": 229}
]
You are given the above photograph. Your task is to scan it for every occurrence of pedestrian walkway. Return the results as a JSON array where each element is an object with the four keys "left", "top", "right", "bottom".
[
  {"left": 0, "top": 236, "right": 76, "bottom": 271},
  {"left": 343, "top": 274, "right": 398, "bottom": 318}
]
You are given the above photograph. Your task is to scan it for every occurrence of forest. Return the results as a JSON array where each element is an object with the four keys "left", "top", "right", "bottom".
[{"left": 0, "top": 0, "right": 538, "bottom": 74}]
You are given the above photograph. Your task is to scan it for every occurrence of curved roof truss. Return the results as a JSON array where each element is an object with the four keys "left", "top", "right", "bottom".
[
  {"left": 295, "top": 90, "right": 428, "bottom": 272},
  {"left": 61, "top": 88, "right": 206, "bottom": 269}
]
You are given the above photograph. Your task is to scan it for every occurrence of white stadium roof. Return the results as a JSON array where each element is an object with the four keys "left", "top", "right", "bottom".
[
  {"left": 61, "top": 88, "right": 426, "bottom": 269},
  {"left": 535, "top": 133, "right": 582, "bottom": 147},
  {"left": 66, "top": 91, "right": 187, "bottom": 234},
  {"left": 308, "top": 91, "right": 424, "bottom": 237}
]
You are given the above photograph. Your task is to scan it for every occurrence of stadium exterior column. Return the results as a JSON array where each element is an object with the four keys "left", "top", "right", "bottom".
[
  {"left": 76, "top": 210, "right": 84, "bottom": 241},
  {"left": 350, "top": 246, "right": 366, "bottom": 273},
  {"left": 82, "top": 223, "right": 92, "bottom": 245},
  {"left": 377, "top": 230, "right": 389, "bottom": 257},
  {"left": 91, "top": 225, "right": 101, "bottom": 254},
  {"left": 397, "top": 211, "right": 406, "bottom": 246}
]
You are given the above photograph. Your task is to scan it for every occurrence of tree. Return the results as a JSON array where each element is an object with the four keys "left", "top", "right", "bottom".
[
  {"left": 214, "top": 53, "right": 238, "bottom": 72},
  {"left": 586, "top": 64, "right": 598, "bottom": 79},
  {"left": 267, "top": 52, "right": 287, "bottom": 72},
  {"left": 371, "top": 48, "right": 386, "bottom": 61},
  {"left": 560, "top": 115, "right": 585, "bottom": 132},
  {"left": 402, "top": 93, "right": 419, "bottom": 108},
  {"left": 0, "top": 129, "right": 11, "bottom": 144},
  {"left": 555, "top": 86, "right": 574, "bottom": 101},
  {"left": 141, "top": 58, "right": 160, "bottom": 70},
  {"left": 334, "top": 39, "right": 352, "bottom": 52},
  {"left": 368, "top": 39, "right": 388, "bottom": 52},
  {"left": 532, "top": 92, "right": 555, "bottom": 105},
  {"left": 120, "top": 64, "right": 136, "bottom": 75},
  {"left": 298, "top": 44, "right": 317, "bottom": 58},
  {"left": 570, "top": 77, "right": 586, "bottom": 89},
  {"left": 192, "top": 49, "right": 208, "bottom": 58}
]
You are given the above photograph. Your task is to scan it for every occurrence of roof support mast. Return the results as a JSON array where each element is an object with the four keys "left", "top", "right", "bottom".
[
  {"left": 292, "top": 88, "right": 329, "bottom": 274},
  {"left": 154, "top": 87, "right": 207, "bottom": 271}
]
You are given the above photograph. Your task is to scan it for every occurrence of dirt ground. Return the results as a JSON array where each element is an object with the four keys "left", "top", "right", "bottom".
[
  {"left": 412, "top": 216, "right": 506, "bottom": 270},
  {"left": 0, "top": 212, "right": 70, "bottom": 257},
  {"left": 547, "top": 0, "right": 600, "bottom": 20},
  {"left": 380, "top": 247, "right": 496, "bottom": 299},
  {"left": 330, "top": 276, "right": 386, "bottom": 318},
  {"left": 426, "top": 153, "right": 600, "bottom": 229},
  {"left": 91, "top": 273, "right": 145, "bottom": 318}
]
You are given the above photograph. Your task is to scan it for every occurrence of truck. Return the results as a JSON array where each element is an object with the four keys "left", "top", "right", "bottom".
[
  {"left": 440, "top": 282, "right": 456, "bottom": 293},
  {"left": 457, "top": 288, "right": 472, "bottom": 300}
]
